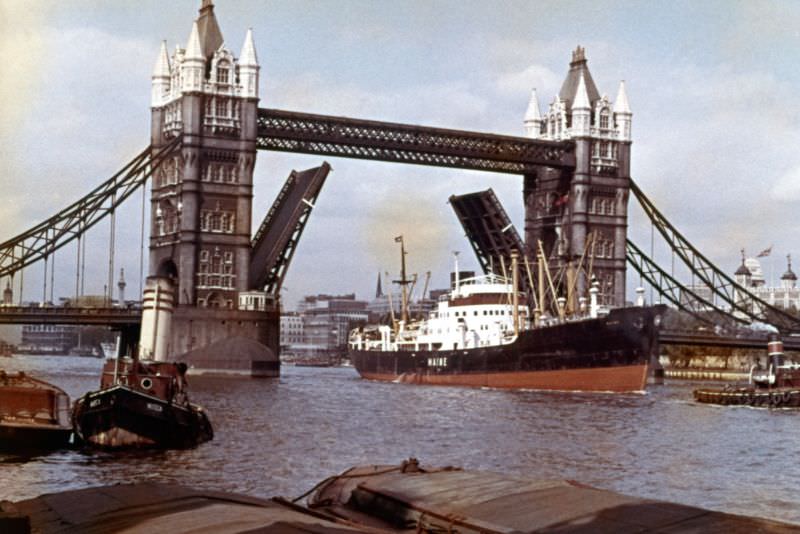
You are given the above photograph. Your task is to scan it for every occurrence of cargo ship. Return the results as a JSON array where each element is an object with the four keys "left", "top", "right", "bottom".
[
  {"left": 72, "top": 277, "right": 213, "bottom": 449},
  {"left": 349, "top": 239, "right": 665, "bottom": 392}
]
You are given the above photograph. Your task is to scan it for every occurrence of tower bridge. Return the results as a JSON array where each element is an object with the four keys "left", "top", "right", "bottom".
[{"left": 1, "top": 1, "right": 799, "bottom": 375}]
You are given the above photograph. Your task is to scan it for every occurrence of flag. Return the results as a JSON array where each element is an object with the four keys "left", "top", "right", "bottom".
[
  {"left": 757, "top": 245, "right": 773, "bottom": 258},
  {"left": 394, "top": 235, "right": 403, "bottom": 243}
]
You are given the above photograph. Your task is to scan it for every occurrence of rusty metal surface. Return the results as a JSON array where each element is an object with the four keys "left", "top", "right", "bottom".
[
  {"left": 9, "top": 483, "right": 372, "bottom": 534},
  {"left": 257, "top": 108, "right": 575, "bottom": 174},
  {"left": 309, "top": 461, "right": 800, "bottom": 533}
]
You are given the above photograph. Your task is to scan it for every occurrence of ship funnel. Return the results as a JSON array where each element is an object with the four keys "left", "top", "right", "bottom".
[{"left": 138, "top": 276, "right": 175, "bottom": 361}]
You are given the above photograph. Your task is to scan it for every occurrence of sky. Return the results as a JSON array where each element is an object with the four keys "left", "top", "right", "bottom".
[{"left": 2, "top": 0, "right": 800, "bottom": 311}]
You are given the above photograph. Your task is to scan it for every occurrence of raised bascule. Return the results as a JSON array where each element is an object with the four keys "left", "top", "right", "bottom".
[{"left": 1, "top": 0, "right": 800, "bottom": 376}]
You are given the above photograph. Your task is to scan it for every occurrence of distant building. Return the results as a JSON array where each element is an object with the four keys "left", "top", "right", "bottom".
[
  {"left": 283, "top": 293, "right": 368, "bottom": 360},
  {"left": 280, "top": 312, "right": 304, "bottom": 348},
  {"left": 19, "top": 325, "right": 79, "bottom": 354},
  {"left": 734, "top": 254, "right": 800, "bottom": 312}
]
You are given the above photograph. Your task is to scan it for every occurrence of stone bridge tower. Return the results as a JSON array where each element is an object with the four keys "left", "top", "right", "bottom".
[
  {"left": 522, "top": 47, "right": 632, "bottom": 308},
  {"left": 148, "top": 1, "right": 277, "bottom": 374}
]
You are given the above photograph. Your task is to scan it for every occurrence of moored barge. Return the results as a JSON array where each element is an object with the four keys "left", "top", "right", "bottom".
[{"left": 0, "top": 371, "right": 72, "bottom": 451}]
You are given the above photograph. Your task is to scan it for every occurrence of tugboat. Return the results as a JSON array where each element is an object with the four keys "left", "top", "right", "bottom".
[
  {"left": 72, "top": 277, "right": 213, "bottom": 449},
  {"left": 694, "top": 337, "right": 800, "bottom": 408},
  {"left": 349, "top": 238, "right": 666, "bottom": 393},
  {"left": 0, "top": 371, "right": 72, "bottom": 451}
]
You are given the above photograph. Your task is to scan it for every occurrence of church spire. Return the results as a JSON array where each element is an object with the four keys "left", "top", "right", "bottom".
[{"left": 375, "top": 273, "right": 384, "bottom": 298}]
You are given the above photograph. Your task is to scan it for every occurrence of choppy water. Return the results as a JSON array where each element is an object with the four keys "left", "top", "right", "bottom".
[{"left": 2, "top": 355, "right": 799, "bottom": 524}]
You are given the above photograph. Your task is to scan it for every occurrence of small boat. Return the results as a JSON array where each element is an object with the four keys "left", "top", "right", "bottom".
[
  {"left": 694, "top": 337, "right": 800, "bottom": 408},
  {"left": 349, "top": 238, "right": 665, "bottom": 393},
  {"left": 0, "top": 371, "right": 72, "bottom": 451},
  {"left": 72, "top": 277, "right": 213, "bottom": 449},
  {"left": 72, "top": 359, "right": 213, "bottom": 449}
]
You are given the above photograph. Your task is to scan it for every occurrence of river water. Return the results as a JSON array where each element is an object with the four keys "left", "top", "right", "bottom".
[{"left": 2, "top": 355, "right": 799, "bottom": 524}]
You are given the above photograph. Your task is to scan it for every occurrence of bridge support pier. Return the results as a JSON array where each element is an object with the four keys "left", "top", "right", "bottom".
[{"left": 169, "top": 306, "right": 279, "bottom": 377}]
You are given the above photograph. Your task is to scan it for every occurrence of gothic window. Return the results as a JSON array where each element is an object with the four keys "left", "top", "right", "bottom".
[
  {"left": 224, "top": 252, "right": 233, "bottom": 263},
  {"left": 599, "top": 109, "right": 609, "bottom": 129},
  {"left": 200, "top": 250, "right": 209, "bottom": 262},
  {"left": 217, "top": 64, "right": 230, "bottom": 84},
  {"left": 211, "top": 213, "right": 222, "bottom": 232},
  {"left": 215, "top": 98, "right": 228, "bottom": 118}
]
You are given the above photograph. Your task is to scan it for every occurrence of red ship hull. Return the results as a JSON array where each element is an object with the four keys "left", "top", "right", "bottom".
[{"left": 351, "top": 305, "right": 665, "bottom": 393}]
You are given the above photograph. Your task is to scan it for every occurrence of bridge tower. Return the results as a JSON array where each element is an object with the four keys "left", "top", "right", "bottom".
[
  {"left": 523, "top": 47, "right": 632, "bottom": 308},
  {"left": 148, "top": 1, "right": 277, "bottom": 374}
]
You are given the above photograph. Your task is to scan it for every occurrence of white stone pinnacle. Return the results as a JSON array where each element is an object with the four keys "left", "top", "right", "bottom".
[
  {"left": 524, "top": 88, "right": 542, "bottom": 122},
  {"left": 571, "top": 72, "right": 591, "bottom": 110},
  {"left": 614, "top": 80, "right": 631, "bottom": 114},
  {"left": 152, "top": 40, "right": 171, "bottom": 78},
  {"left": 185, "top": 21, "right": 204, "bottom": 60},
  {"left": 239, "top": 28, "right": 259, "bottom": 67}
]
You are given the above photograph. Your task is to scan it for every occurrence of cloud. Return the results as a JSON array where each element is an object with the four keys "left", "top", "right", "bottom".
[
  {"left": 770, "top": 166, "right": 800, "bottom": 202},
  {"left": 494, "top": 64, "right": 561, "bottom": 99}
]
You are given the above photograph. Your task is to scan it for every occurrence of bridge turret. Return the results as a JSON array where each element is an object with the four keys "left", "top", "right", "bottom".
[
  {"left": 522, "top": 46, "right": 632, "bottom": 307},
  {"left": 523, "top": 88, "right": 543, "bottom": 139},
  {"left": 239, "top": 28, "right": 260, "bottom": 99},
  {"left": 571, "top": 73, "right": 592, "bottom": 136},
  {"left": 144, "top": 0, "right": 278, "bottom": 377},
  {"left": 613, "top": 80, "right": 632, "bottom": 141},
  {"left": 151, "top": 41, "right": 171, "bottom": 108},
  {"left": 181, "top": 21, "right": 205, "bottom": 93}
]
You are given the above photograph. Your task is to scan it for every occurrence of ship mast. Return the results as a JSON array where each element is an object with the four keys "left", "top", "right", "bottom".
[{"left": 394, "top": 235, "right": 411, "bottom": 325}]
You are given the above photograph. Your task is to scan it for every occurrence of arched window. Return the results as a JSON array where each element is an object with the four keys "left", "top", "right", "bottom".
[
  {"left": 599, "top": 108, "right": 609, "bottom": 129},
  {"left": 217, "top": 62, "right": 230, "bottom": 84}
]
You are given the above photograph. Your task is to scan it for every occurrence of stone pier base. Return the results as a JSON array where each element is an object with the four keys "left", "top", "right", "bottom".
[{"left": 169, "top": 306, "right": 280, "bottom": 377}]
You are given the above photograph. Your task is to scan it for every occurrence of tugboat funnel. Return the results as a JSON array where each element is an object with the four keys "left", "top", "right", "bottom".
[{"left": 138, "top": 276, "right": 175, "bottom": 362}]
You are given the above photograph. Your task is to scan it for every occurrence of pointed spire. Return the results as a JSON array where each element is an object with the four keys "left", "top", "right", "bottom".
[
  {"left": 524, "top": 88, "right": 542, "bottom": 121},
  {"left": 614, "top": 80, "right": 631, "bottom": 113},
  {"left": 152, "top": 40, "right": 171, "bottom": 78},
  {"left": 571, "top": 72, "right": 591, "bottom": 110},
  {"left": 185, "top": 21, "right": 205, "bottom": 60},
  {"left": 239, "top": 28, "right": 259, "bottom": 66},
  {"left": 375, "top": 273, "right": 383, "bottom": 298}
]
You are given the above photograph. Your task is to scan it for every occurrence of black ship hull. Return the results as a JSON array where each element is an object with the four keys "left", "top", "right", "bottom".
[
  {"left": 350, "top": 305, "right": 665, "bottom": 392},
  {"left": 72, "top": 385, "right": 213, "bottom": 449},
  {"left": 694, "top": 387, "right": 800, "bottom": 408},
  {"left": 0, "top": 423, "right": 71, "bottom": 452}
]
